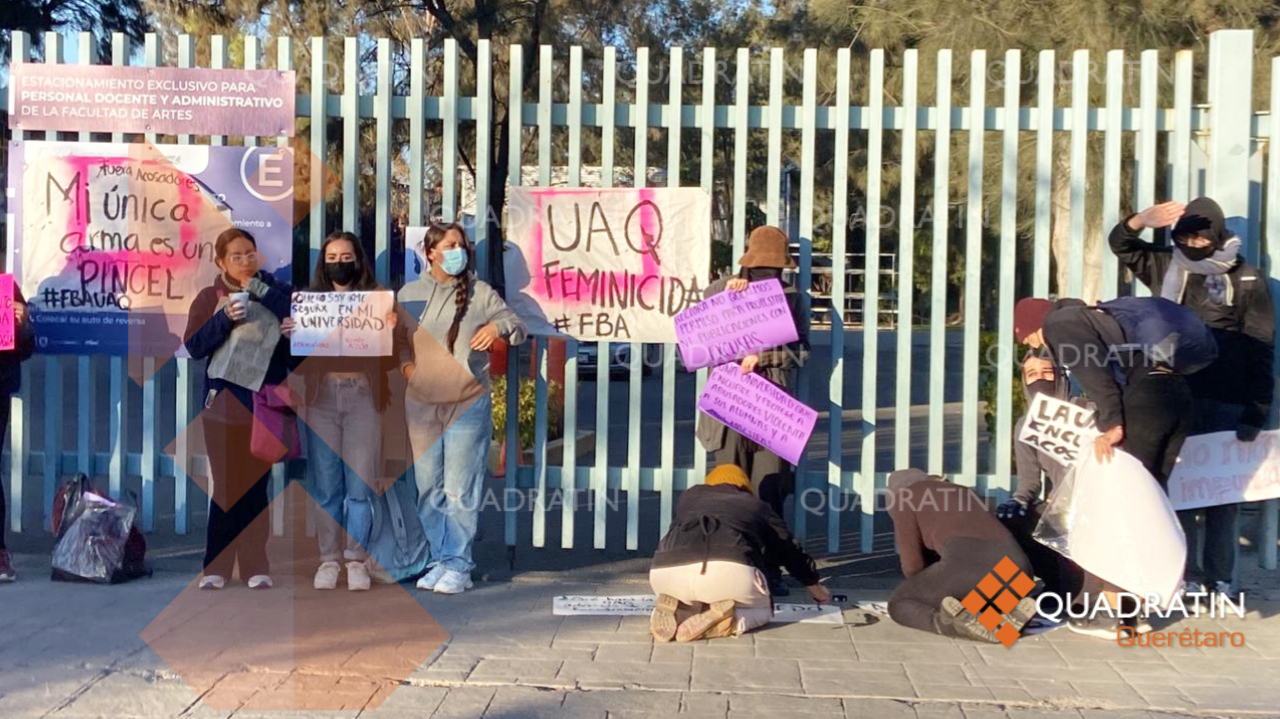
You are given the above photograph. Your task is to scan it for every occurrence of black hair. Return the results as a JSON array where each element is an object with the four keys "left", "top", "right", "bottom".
[{"left": 310, "top": 230, "right": 377, "bottom": 291}]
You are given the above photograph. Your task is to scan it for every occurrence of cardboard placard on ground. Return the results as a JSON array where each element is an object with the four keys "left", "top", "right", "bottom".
[
  {"left": 1018, "top": 394, "right": 1100, "bottom": 466},
  {"left": 552, "top": 595, "right": 843, "bottom": 625},
  {"left": 674, "top": 278, "right": 798, "bottom": 370},
  {"left": 1167, "top": 430, "right": 1280, "bottom": 510}
]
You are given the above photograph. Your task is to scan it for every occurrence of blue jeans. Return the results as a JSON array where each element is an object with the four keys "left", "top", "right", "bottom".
[
  {"left": 407, "top": 392, "right": 491, "bottom": 574},
  {"left": 305, "top": 376, "right": 380, "bottom": 562}
]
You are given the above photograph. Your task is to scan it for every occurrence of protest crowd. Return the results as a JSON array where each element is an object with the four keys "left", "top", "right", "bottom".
[{"left": 0, "top": 195, "right": 1275, "bottom": 651}]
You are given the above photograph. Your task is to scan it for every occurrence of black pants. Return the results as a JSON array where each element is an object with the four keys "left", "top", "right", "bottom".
[
  {"left": 1001, "top": 502, "right": 1084, "bottom": 598},
  {"left": 1178, "top": 399, "right": 1245, "bottom": 588},
  {"left": 1081, "top": 369, "right": 1192, "bottom": 598},
  {"left": 0, "top": 393, "right": 10, "bottom": 551},
  {"left": 203, "top": 418, "right": 272, "bottom": 579},
  {"left": 714, "top": 428, "right": 794, "bottom": 521},
  {"left": 889, "top": 537, "right": 1032, "bottom": 638}
]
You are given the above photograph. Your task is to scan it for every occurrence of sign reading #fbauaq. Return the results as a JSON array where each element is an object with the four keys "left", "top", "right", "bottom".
[
  {"left": 504, "top": 186, "right": 710, "bottom": 343},
  {"left": 290, "top": 291, "right": 394, "bottom": 357},
  {"left": 1167, "top": 430, "right": 1280, "bottom": 511},
  {"left": 9, "top": 64, "right": 295, "bottom": 137},
  {"left": 1017, "top": 394, "right": 1100, "bottom": 467},
  {"left": 674, "top": 278, "right": 798, "bottom": 370},
  {"left": 6, "top": 140, "right": 293, "bottom": 355}
]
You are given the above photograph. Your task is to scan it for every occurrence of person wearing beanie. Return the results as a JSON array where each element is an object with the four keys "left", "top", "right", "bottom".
[
  {"left": 648, "top": 464, "right": 830, "bottom": 642},
  {"left": 1015, "top": 296, "right": 1201, "bottom": 638},
  {"left": 694, "top": 225, "right": 811, "bottom": 595},
  {"left": 1109, "top": 198, "right": 1275, "bottom": 598},
  {"left": 885, "top": 469, "right": 1037, "bottom": 643}
]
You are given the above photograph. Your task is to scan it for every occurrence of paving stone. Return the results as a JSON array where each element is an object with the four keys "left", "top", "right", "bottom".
[
  {"left": 1048, "top": 639, "right": 1169, "bottom": 665},
  {"left": 363, "top": 684, "right": 448, "bottom": 714},
  {"left": 562, "top": 688, "right": 681, "bottom": 716},
  {"left": 972, "top": 643, "right": 1067, "bottom": 668},
  {"left": 690, "top": 657, "right": 803, "bottom": 693},
  {"left": 430, "top": 687, "right": 498, "bottom": 719},
  {"left": 841, "top": 697, "right": 916, "bottom": 719},
  {"left": 557, "top": 661, "right": 690, "bottom": 691},
  {"left": 51, "top": 673, "right": 198, "bottom": 718},
  {"left": 1164, "top": 654, "right": 1280, "bottom": 677},
  {"left": 800, "top": 668, "right": 915, "bottom": 698},
  {"left": 905, "top": 663, "right": 970, "bottom": 687},
  {"left": 1103, "top": 661, "right": 1179, "bottom": 678},
  {"left": 959, "top": 707, "right": 1012, "bottom": 719},
  {"left": 985, "top": 686, "right": 1037, "bottom": 704},
  {"left": 469, "top": 659, "right": 566, "bottom": 684},
  {"left": 912, "top": 703, "right": 966, "bottom": 719},
  {"left": 1015, "top": 679, "right": 1082, "bottom": 702},
  {"left": 481, "top": 686, "right": 569, "bottom": 719},
  {"left": 593, "top": 644, "right": 652, "bottom": 664},
  {"left": 1175, "top": 684, "right": 1280, "bottom": 712},
  {"left": 854, "top": 643, "right": 968, "bottom": 665},
  {"left": 649, "top": 644, "right": 696, "bottom": 665},
  {"left": 1078, "top": 711, "right": 1161, "bottom": 719},
  {"left": 848, "top": 620, "right": 958, "bottom": 645},
  {"left": 1068, "top": 681, "right": 1146, "bottom": 707},
  {"left": 968, "top": 663, "right": 1122, "bottom": 684},
  {"left": 725, "top": 693, "right": 843, "bottom": 716},
  {"left": 913, "top": 685, "right": 996, "bottom": 702},
  {"left": 687, "top": 640, "right": 754, "bottom": 658},
  {"left": 754, "top": 639, "right": 859, "bottom": 662},
  {"left": 1005, "top": 710, "right": 1081, "bottom": 719},
  {"left": 679, "top": 692, "right": 729, "bottom": 717},
  {"left": 797, "top": 660, "right": 906, "bottom": 677}
]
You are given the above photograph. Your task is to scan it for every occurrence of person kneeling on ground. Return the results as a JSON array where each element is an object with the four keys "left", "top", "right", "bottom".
[
  {"left": 648, "top": 465, "right": 830, "bottom": 642},
  {"left": 887, "top": 469, "right": 1038, "bottom": 643}
]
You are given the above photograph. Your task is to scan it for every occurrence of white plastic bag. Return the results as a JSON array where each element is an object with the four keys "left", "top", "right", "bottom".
[{"left": 1033, "top": 448, "right": 1186, "bottom": 607}]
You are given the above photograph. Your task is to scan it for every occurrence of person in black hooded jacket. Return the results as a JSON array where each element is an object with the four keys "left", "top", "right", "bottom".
[
  {"left": 1109, "top": 197, "right": 1275, "bottom": 596},
  {"left": 0, "top": 286, "right": 37, "bottom": 582},
  {"left": 648, "top": 464, "right": 829, "bottom": 642}
]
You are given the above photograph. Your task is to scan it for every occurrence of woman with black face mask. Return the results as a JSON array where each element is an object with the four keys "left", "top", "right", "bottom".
[
  {"left": 283, "top": 231, "right": 398, "bottom": 592},
  {"left": 694, "top": 225, "right": 811, "bottom": 594}
]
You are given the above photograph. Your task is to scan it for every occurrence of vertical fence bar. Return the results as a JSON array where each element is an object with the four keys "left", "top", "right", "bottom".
[
  {"left": 593, "top": 47, "right": 616, "bottom": 549},
  {"left": 504, "top": 45, "right": 524, "bottom": 549},
  {"left": 310, "top": 37, "right": 328, "bottom": 263},
  {"left": 927, "top": 51, "right": 952, "bottom": 476},
  {"left": 794, "top": 49, "right": 816, "bottom": 537},
  {"left": 829, "top": 49, "right": 850, "bottom": 551},
  {"left": 374, "top": 38, "right": 393, "bottom": 282},
  {"left": 894, "top": 50, "right": 918, "bottom": 473},
  {"left": 7, "top": 31, "right": 30, "bottom": 536},
  {"left": 107, "top": 34, "right": 129, "bottom": 519},
  {"left": 441, "top": 39, "right": 458, "bottom": 224},
  {"left": 766, "top": 49, "right": 783, "bottom": 224},
  {"left": 1206, "top": 30, "right": 1256, "bottom": 261},
  {"left": 1264, "top": 57, "right": 1280, "bottom": 572},
  {"left": 342, "top": 37, "right": 359, "bottom": 232},
  {"left": 562, "top": 45, "right": 583, "bottom": 548},
  {"left": 994, "top": 49, "right": 1019, "bottom": 493},
  {"left": 859, "top": 49, "right": 884, "bottom": 552},
  {"left": 627, "top": 47, "right": 650, "bottom": 552},
  {"left": 1033, "top": 51, "right": 1054, "bottom": 298},
  {"left": 475, "top": 40, "right": 493, "bottom": 283},
  {"left": 960, "top": 50, "right": 985, "bottom": 488},
  {"left": 733, "top": 49, "right": 748, "bottom": 263},
  {"left": 694, "top": 47, "right": 714, "bottom": 489},
  {"left": 137, "top": 31, "right": 166, "bottom": 530},
  {"left": 75, "top": 34, "right": 94, "bottom": 486},
  {"left": 1171, "top": 51, "right": 1194, "bottom": 204},
  {"left": 658, "top": 48, "right": 681, "bottom": 538},
  {"left": 41, "top": 31, "right": 64, "bottom": 528},
  {"left": 407, "top": 39, "right": 424, "bottom": 231},
  {"left": 1067, "top": 50, "right": 1087, "bottom": 300},
  {"left": 1134, "top": 51, "right": 1158, "bottom": 297},
  {"left": 531, "top": 45, "right": 553, "bottom": 549},
  {"left": 1100, "top": 51, "right": 1123, "bottom": 302}
]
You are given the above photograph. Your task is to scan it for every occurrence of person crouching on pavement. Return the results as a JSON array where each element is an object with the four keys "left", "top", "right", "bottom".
[
  {"left": 648, "top": 465, "right": 830, "bottom": 642},
  {"left": 886, "top": 469, "right": 1038, "bottom": 643}
]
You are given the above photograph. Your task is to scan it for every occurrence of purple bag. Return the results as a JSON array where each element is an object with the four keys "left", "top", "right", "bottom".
[{"left": 250, "top": 383, "right": 301, "bottom": 464}]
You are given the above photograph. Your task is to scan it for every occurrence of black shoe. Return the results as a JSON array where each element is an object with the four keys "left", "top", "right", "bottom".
[{"left": 1068, "top": 614, "right": 1121, "bottom": 640}]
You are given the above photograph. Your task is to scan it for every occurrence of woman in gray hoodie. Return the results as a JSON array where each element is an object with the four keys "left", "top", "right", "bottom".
[{"left": 397, "top": 223, "right": 527, "bottom": 595}]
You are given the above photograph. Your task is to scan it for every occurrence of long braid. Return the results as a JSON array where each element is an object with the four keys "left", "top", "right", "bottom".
[{"left": 447, "top": 272, "right": 472, "bottom": 354}]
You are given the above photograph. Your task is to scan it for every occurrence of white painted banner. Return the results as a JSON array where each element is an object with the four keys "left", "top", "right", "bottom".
[
  {"left": 504, "top": 186, "right": 711, "bottom": 343},
  {"left": 1017, "top": 394, "right": 1100, "bottom": 467},
  {"left": 289, "top": 291, "right": 394, "bottom": 357},
  {"left": 1167, "top": 430, "right": 1280, "bottom": 511},
  {"left": 552, "top": 595, "right": 843, "bottom": 625}
]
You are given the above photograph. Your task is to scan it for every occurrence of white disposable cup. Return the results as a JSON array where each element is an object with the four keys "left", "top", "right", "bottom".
[{"left": 229, "top": 292, "right": 250, "bottom": 315}]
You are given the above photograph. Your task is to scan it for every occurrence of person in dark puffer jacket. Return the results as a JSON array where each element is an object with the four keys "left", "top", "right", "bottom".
[
  {"left": 0, "top": 286, "right": 37, "bottom": 582},
  {"left": 648, "top": 465, "right": 830, "bottom": 642}
]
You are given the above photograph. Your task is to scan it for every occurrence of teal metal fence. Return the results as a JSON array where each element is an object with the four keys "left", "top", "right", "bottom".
[{"left": 2, "top": 29, "right": 1277, "bottom": 570}]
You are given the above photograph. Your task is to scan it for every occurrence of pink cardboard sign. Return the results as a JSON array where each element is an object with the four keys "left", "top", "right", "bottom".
[
  {"left": 674, "top": 278, "right": 799, "bottom": 370},
  {"left": 9, "top": 64, "right": 295, "bottom": 137},
  {"left": 0, "top": 274, "right": 14, "bottom": 351},
  {"left": 697, "top": 364, "right": 817, "bottom": 466}
]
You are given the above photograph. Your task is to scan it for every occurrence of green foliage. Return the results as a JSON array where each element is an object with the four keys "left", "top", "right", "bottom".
[
  {"left": 978, "top": 331, "right": 1028, "bottom": 442},
  {"left": 491, "top": 374, "right": 564, "bottom": 448}
]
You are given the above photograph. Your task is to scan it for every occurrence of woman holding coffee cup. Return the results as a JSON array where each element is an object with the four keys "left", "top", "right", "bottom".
[{"left": 184, "top": 228, "right": 294, "bottom": 590}]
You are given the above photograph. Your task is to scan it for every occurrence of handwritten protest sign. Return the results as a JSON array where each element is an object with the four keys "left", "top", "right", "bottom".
[
  {"left": 7, "top": 140, "right": 292, "bottom": 355},
  {"left": 0, "top": 275, "right": 14, "bottom": 351},
  {"left": 674, "top": 278, "right": 798, "bottom": 370},
  {"left": 290, "top": 291, "right": 394, "bottom": 357},
  {"left": 1167, "top": 430, "right": 1280, "bottom": 511},
  {"left": 504, "top": 186, "right": 710, "bottom": 343},
  {"left": 697, "top": 364, "right": 817, "bottom": 465},
  {"left": 1017, "top": 394, "right": 1100, "bottom": 466},
  {"left": 9, "top": 64, "right": 295, "bottom": 137}
]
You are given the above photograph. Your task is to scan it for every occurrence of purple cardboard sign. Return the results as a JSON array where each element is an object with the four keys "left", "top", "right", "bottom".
[
  {"left": 9, "top": 64, "right": 295, "bottom": 137},
  {"left": 697, "top": 364, "right": 817, "bottom": 466},
  {"left": 674, "top": 278, "right": 798, "bottom": 370}
]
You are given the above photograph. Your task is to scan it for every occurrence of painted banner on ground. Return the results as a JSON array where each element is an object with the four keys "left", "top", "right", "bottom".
[
  {"left": 1017, "top": 394, "right": 1099, "bottom": 466},
  {"left": 0, "top": 274, "right": 14, "bottom": 351},
  {"left": 551, "top": 596, "right": 843, "bottom": 625},
  {"left": 1167, "top": 430, "right": 1280, "bottom": 511},
  {"left": 290, "top": 291, "right": 394, "bottom": 357},
  {"left": 9, "top": 64, "right": 295, "bottom": 137},
  {"left": 674, "top": 278, "right": 798, "bottom": 370},
  {"left": 697, "top": 364, "right": 817, "bottom": 465},
  {"left": 5, "top": 141, "right": 293, "bottom": 355},
  {"left": 504, "top": 187, "right": 710, "bottom": 343}
]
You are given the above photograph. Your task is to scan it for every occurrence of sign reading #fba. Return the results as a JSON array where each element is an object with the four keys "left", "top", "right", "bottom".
[{"left": 1018, "top": 394, "right": 1099, "bottom": 467}]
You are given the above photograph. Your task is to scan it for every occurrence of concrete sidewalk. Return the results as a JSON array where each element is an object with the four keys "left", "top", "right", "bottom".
[{"left": 2, "top": 552, "right": 1279, "bottom": 719}]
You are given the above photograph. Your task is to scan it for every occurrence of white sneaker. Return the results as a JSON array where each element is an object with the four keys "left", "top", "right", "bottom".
[
  {"left": 433, "top": 570, "right": 472, "bottom": 595},
  {"left": 416, "top": 565, "right": 447, "bottom": 592},
  {"left": 346, "top": 561, "right": 371, "bottom": 592},
  {"left": 199, "top": 575, "right": 226, "bottom": 590},
  {"left": 247, "top": 575, "right": 273, "bottom": 590},
  {"left": 314, "top": 561, "right": 340, "bottom": 590}
]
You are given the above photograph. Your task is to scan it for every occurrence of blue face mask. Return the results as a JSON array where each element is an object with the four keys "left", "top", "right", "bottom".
[{"left": 440, "top": 247, "right": 468, "bottom": 276}]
